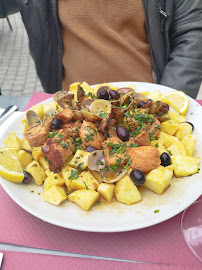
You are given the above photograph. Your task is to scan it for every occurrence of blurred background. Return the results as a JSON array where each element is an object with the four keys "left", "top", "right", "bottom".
[{"left": 0, "top": 13, "right": 201, "bottom": 98}]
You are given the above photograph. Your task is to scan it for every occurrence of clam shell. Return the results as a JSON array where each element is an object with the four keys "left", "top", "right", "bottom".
[
  {"left": 101, "top": 167, "right": 127, "bottom": 183},
  {"left": 26, "top": 110, "right": 42, "bottom": 126}
]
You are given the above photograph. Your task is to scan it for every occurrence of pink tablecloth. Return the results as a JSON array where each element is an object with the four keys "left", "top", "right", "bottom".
[{"left": 0, "top": 93, "right": 201, "bottom": 269}]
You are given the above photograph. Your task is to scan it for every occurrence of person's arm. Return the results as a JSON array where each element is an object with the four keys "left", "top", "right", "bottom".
[
  {"left": 0, "top": 0, "right": 19, "bottom": 18},
  {"left": 160, "top": 0, "right": 202, "bottom": 98}
]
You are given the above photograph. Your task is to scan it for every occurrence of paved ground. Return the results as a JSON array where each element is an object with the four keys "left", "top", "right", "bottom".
[
  {"left": 0, "top": 13, "right": 43, "bottom": 96},
  {"left": 0, "top": 13, "right": 201, "bottom": 98}
]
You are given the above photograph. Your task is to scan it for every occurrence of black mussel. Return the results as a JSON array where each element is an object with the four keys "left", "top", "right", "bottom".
[
  {"left": 160, "top": 152, "right": 171, "bottom": 167},
  {"left": 116, "top": 126, "right": 130, "bottom": 142},
  {"left": 130, "top": 169, "right": 145, "bottom": 185}
]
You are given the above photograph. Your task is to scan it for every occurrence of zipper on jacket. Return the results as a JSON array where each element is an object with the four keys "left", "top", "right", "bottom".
[
  {"left": 141, "top": 0, "right": 159, "bottom": 83},
  {"left": 158, "top": 6, "right": 170, "bottom": 32}
]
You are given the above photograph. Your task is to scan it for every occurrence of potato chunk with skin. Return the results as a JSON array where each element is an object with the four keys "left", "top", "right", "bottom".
[
  {"left": 4, "top": 132, "right": 21, "bottom": 151},
  {"left": 43, "top": 172, "right": 65, "bottom": 193},
  {"left": 171, "top": 156, "right": 200, "bottom": 177},
  {"left": 114, "top": 175, "right": 142, "bottom": 205},
  {"left": 68, "top": 149, "right": 90, "bottom": 170},
  {"left": 97, "top": 183, "right": 115, "bottom": 202},
  {"left": 160, "top": 120, "right": 179, "bottom": 136},
  {"left": 127, "top": 146, "right": 161, "bottom": 173},
  {"left": 167, "top": 141, "right": 186, "bottom": 156},
  {"left": 71, "top": 171, "right": 100, "bottom": 191},
  {"left": 26, "top": 160, "right": 46, "bottom": 185},
  {"left": 80, "top": 121, "right": 104, "bottom": 149},
  {"left": 68, "top": 189, "right": 99, "bottom": 211},
  {"left": 43, "top": 185, "right": 67, "bottom": 205},
  {"left": 181, "top": 135, "right": 196, "bottom": 156},
  {"left": 18, "top": 150, "right": 33, "bottom": 169},
  {"left": 143, "top": 166, "right": 173, "bottom": 195}
]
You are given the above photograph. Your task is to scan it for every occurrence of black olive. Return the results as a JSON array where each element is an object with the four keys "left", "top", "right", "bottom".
[
  {"left": 137, "top": 101, "right": 146, "bottom": 108},
  {"left": 160, "top": 152, "right": 171, "bottom": 167},
  {"left": 116, "top": 126, "right": 130, "bottom": 142},
  {"left": 146, "top": 99, "right": 153, "bottom": 104},
  {"left": 185, "top": 122, "right": 194, "bottom": 131},
  {"left": 109, "top": 90, "right": 119, "bottom": 100},
  {"left": 97, "top": 89, "right": 109, "bottom": 100},
  {"left": 23, "top": 170, "right": 33, "bottom": 184},
  {"left": 51, "top": 118, "right": 63, "bottom": 129},
  {"left": 130, "top": 169, "right": 145, "bottom": 185},
  {"left": 85, "top": 146, "right": 98, "bottom": 152}
]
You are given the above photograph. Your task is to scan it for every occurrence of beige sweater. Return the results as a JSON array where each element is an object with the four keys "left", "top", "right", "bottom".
[{"left": 58, "top": 0, "right": 153, "bottom": 90}]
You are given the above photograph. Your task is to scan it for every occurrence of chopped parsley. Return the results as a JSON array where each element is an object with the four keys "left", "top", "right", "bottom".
[
  {"left": 154, "top": 209, "right": 160, "bottom": 213},
  {"left": 99, "top": 111, "right": 107, "bottom": 118},
  {"left": 46, "top": 131, "right": 58, "bottom": 138},
  {"left": 87, "top": 92, "right": 96, "bottom": 99},
  {"left": 61, "top": 141, "right": 70, "bottom": 149}
]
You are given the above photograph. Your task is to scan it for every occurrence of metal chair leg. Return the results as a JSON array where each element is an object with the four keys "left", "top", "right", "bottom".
[{"left": 6, "top": 17, "right": 13, "bottom": 31}]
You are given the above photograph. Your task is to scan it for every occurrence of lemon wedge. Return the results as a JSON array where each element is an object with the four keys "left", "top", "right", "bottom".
[
  {"left": 0, "top": 147, "right": 24, "bottom": 183},
  {"left": 161, "top": 91, "right": 189, "bottom": 115}
]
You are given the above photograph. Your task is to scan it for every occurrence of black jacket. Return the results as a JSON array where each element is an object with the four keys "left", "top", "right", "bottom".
[{"left": 4, "top": 0, "right": 202, "bottom": 98}]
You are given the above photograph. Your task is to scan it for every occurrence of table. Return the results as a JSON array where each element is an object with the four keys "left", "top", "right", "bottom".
[{"left": 0, "top": 96, "right": 31, "bottom": 112}]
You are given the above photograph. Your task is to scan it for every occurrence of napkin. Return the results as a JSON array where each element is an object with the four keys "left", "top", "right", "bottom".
[{"left": 0, "top": 250, "right": 200, "bottom": 270}]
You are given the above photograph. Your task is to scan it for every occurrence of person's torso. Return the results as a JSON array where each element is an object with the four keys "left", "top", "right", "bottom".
[{"left": 58, "top": 0, "right": 154, "bottom": 90}]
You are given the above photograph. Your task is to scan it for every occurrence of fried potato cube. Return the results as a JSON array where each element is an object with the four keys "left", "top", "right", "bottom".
[
  {"left": 175, "top": 123, "right": 192, "bottom": 140},
  {"left": 150, "top": 139, "right": 164, "bottom": 148},
  {"left": 43, "top": 185, "right": 67, "bottom": 205},
  {"left": 167, "top": 141, "right": 186, "bottom": 156},
  {"left": 39, "top": 156, "right": 50, "bottom": 170},
  {"left": 71, "top": 171, "right": 99, "bottom": 191},
  {"left": 20, "top": 138, "right": 32, "bottom": 152},
  {"left": 43, "top": 102, "right": 57, "bottom": 115},
  {"left": 69, "top": 82, "right": 81, "bottom": 101},
  {"left": 18, "top": 150, "right": 33, "bottom": 169},
  {"left": 157, "top": 131, "right": 179, "bottom": 148},
  {"left": 4, "top": 132, "right": 21, "bottom": 151},
  {"left": 32, "top": 146, "right": 44, "bottom": 161},
  {"left": 143, "top": 166, "right": 173, "bottom": 195},
  {"left": 43, "top": 172, "right": 65, "bottom": 193},
  {"left": 139, "top": 91, "right": 149, "bottom": 96},
  {"left": 160, "top": 120, "right": 179, "bottom": 136},
  {"left": 81, "top": 81, "right": 94, "bottom": 97},
  {"left": 68, "top": 150, "right": 90, "bottom": 170},
  {"left": 170, "top": 111, "right": 186, "bottom": 123},
  {"left": 97, "top": 183, "right": 115, "bottom": 202},
  {"left": 32, "top": 104, "right": 44, "bottom": 119},
  {"left": 166, "top": 164, "right": 175, "bottom": 172},
  {"left": 114, "top": 175, "right": 142, "bottom": 205},
  {"left": 181, "top": 135, "right": 196, "bottom": 156},
  {"left": 171, "top": 156, "right": 200, "bottom": 177},
  {"left": 68, "top": 189, "right": 99, "bottom": 211},
  {"left": 148, "top": 90, "right": 161, "bottom": 101},
  {"left": 26, "top": 160, "right": 46, "bottom": 185},
  {"left": 158, "top": 145, "right": 169, "bottom": 156},
  {"left": 61, "top": 164, "right": 77, "bottom": 193}
]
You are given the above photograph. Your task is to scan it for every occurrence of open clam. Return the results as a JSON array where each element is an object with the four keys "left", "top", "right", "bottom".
[
  {"left": 90, "top": 99, "right": 112, "bottom": 117},
  {"left": 81, "top": 99, "right": 94, "bottom": 111},
  {"left": 43, "top": 108, "right": 58, "bottom": 122},
  {"left": 101, "top": 167, "right": 127, "bottom": 183},
  {"left": 87, "top": 150, "right": 127, "bottom": 183},
  {"left": 26, "top": 110, "right": 42, "bottom": 126},
  {"left": 77, "top": 85, "right": 85, "bottom": 104},
  {"left": 54, "top": 91, "right": 74, "bottom": 109}
]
